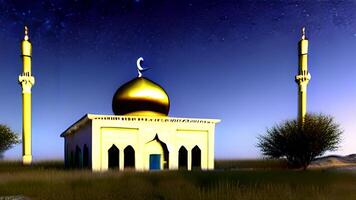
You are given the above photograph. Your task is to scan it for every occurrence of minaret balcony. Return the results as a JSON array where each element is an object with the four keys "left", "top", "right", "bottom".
[
  {"left": 295, "top": 73, "right": 311, "bottom": 83},
  {"left": 18, "top": 73, "right": 35, "bottom": 86}
]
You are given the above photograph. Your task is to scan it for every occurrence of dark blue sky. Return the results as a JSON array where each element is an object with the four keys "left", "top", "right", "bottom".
[{"left": 1, "top": 0, "right": 356, "bottom": 159}]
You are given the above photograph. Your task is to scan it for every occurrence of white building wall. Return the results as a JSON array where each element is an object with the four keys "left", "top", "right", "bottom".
[
  {"left": 64, "top": 121, "right": 92, "bottom": 167},
  {"left": 63, "top": 114, "right": 219, "bottom": 171}
]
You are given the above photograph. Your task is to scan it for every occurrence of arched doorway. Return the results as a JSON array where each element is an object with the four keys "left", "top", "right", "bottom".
[
  {"left": 178, "top": 146, "right": 188, "bottom": 170},
  {"left": 192, "top": 146, "right": 201, "bottom": 169},
  {"left": 145, "top": 135, "right": 169, "bottom": 170},
  {"left": 108, "top": 145, "right": 119, "bottom": 169},
  {"left": 160, "top": 141, "right": 169, "bottom": 169},
  {"left": 124, "top": 145, "right": 135, "bottom": 169},
  {"left": 75, "top": 145, "right": 82, "bottom": 168},
  {"left": 83, "top": 144, "right": 89, "bottom": 168}
]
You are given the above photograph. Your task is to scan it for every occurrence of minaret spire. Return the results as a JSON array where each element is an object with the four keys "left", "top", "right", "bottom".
[
  {"left": 301, "top": 26, "right": 306, "bottom": 40},
  {"left": 18, "top": 26, "right": 35, "bottom": 165},
  {"left": 24, "top": 26, "right": 29, "bottom": 41},
  {"left": 295, "top": 26, "right": 311, "bottom": 124}
]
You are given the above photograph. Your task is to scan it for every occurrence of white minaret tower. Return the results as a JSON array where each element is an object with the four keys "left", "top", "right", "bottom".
[
  {"left": 18, "top": 26, "right": 35, "bottom": 165},
  {"left": 295, "top": 27, "right": 311, "bottom": 124}
]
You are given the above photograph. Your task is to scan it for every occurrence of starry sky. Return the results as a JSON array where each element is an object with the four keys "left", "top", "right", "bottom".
[{"left": 1, "top": 0, "right": 356, "bottom": 160}]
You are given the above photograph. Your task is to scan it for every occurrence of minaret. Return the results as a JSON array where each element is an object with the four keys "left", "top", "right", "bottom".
[
  {"left": 295, "top": 27, "right": 311, "bottom": 124},
  {"left": 18, "top": 26, "right": 35, "bottom": 165}
]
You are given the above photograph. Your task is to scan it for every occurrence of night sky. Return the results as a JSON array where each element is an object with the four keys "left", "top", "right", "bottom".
[{"left": 1, "top": 0, "right": 356, "bottom": 160}]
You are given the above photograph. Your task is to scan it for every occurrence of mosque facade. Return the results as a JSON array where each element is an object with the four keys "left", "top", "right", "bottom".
[{"left": 61, "top": 58, "right": 220, "bottom": 171}]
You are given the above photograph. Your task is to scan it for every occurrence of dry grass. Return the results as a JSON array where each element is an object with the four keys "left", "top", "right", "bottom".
[
  {"left": 215, "top": 159, "right": 288, "bottom": 170},
  {"left": 0, "top": 160, "right": 355, "bottom": 200}
]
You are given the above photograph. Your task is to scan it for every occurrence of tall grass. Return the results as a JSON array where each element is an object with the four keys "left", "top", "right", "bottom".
[{"left": 0, "top": 160, "right": 355, "bottom": 200}]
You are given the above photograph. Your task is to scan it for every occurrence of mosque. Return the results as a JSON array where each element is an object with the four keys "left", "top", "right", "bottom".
[
  {"left": 18, "top": 26, "right": 308, "bottom": 171},
  {"left": 60, "top": 58, "right": 220, "bottom": 171}
]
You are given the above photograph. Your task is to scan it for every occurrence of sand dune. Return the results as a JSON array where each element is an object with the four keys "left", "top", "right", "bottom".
[{"left": 309, "top": 154, "right": 356, "bottom": 169}]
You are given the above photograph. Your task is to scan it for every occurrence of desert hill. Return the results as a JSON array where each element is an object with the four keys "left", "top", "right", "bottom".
[{"left": 309, "top": 154, "right": 356, "bottom": 169}]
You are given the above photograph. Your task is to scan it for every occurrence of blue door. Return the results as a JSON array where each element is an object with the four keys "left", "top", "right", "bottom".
[{"left": 149, "top": 154, "right": 161, "bottom": 170}]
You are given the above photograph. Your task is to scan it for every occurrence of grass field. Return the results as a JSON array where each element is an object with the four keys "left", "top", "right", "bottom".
[{"left": 0, "top": 160, "right": 355, "bottom": 200}]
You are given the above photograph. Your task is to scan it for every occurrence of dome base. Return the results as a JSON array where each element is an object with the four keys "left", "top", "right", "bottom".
[{"left": 122, "top": 111, "right": 168, "bottom": 117}]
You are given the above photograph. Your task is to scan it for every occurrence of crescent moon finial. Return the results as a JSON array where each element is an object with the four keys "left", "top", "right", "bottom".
[
  {"left": 137, "top": 57, "right": 144, "bottom": 70},
  {"left": 137, "top": 57, "right": 144, "bottom": 77},
  {"left": 136, "top": 57, "right": 151, "bottom": 77}
]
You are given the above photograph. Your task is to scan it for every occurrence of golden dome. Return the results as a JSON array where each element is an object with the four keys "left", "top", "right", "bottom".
[{"left": 112, "top": 77, "right": 170, "bottom": 116}]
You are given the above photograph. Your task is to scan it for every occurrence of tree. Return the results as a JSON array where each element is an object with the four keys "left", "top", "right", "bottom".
[
  {"left": 257, "top": 114, "right": 342, "bottom": 169},
  {"left": 0, "top": 124, "right": 20, "bottom": 159}
]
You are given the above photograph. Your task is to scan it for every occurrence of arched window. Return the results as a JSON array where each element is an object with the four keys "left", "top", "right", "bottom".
[
  {"left": 83, "top": 144, "right": 89, "bottom": 168},
  {"left": 178, "top": 146, "right": 188, "bottom": 170},
  {"left": 124, "top": 145, "right": 135, "bottom": 169},
  {"left": 192, "top": 146, "right": 201, "bottom": 169},
  {"left": 75, "top": 145, "right": 82, "bottom": 168},
  {"left": 108, "top": 145, "right": 120, "bottom": 169}
]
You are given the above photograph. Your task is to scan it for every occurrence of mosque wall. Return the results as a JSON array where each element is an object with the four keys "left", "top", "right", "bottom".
[
  {"left": 98, "top": 126, "right": 139, "bottom": 171},
  {"left": 64, "top": 122, "right": 92, "bottom": 168},
  {"left": 89, "top": 115, "right": 217, "bottom": 171}
]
